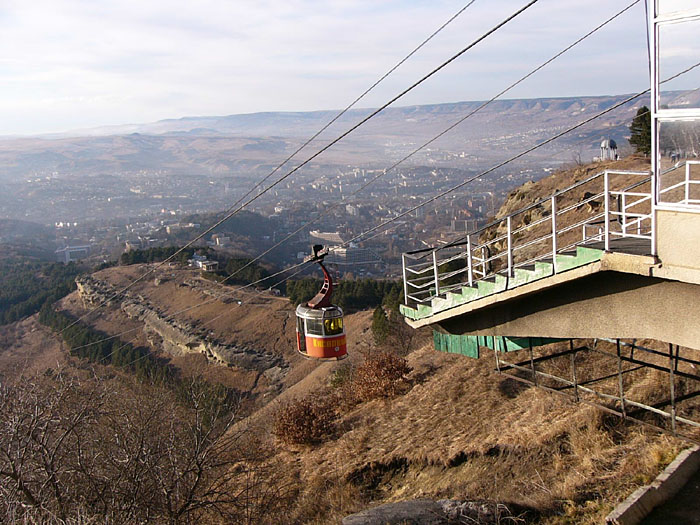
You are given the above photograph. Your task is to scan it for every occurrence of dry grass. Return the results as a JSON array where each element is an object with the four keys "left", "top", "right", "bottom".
[
  {"left": 265, "top": 339, "right": 689, "bottom": 524},
  {"left": 10, "top": 237, "right": 693, "bottom": 524}
]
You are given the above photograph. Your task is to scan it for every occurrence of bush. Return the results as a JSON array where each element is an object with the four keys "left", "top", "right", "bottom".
[
  {"left": 353, "top": 351, "right": 412, "bottom": 402},
  {"left": 273, "top": 394, "right": 339, "bottom": 445}
]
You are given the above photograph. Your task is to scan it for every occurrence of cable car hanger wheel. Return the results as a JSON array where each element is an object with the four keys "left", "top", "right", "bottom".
[{"left": 296, "top": 245, "right": 348, "bottom": 361}]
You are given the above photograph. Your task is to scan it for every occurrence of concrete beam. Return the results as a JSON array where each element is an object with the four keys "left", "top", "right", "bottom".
[{"left": 433, "top": 272, "right": 700, "bottom": 350}]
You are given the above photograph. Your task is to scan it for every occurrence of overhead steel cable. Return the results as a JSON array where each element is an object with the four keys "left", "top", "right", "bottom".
[
  {"left": 59, "top": 0, "right": 539, "bottom": 335},
  {"left": 215, "top": 0, "right": 642, "bottom": 282},
  {"left": 345, "top": 60, "right": 700, "bottom": 250},
  {"left": 227, "top": 0, "right": 480, "bottom": 210},
  {"left": 62, "top": 0, "right": 652, "bottom": 360}
]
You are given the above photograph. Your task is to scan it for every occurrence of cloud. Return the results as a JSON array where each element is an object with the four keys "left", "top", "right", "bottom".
[{"left": 0, "top": 0, "right": 652, "bottom": 135}]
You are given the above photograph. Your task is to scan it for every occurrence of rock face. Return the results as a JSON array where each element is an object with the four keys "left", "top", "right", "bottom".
[
  {"left": 75, "top": 275, "right": 284, "bottom": 373},
  {"left": 342, "top": 499, "right": 516, "bottom": 525}
]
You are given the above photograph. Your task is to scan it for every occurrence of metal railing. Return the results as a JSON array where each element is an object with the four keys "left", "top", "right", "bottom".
[
  {"left": 658, "top": 160, "right": 700, "bottom": 207},
  {"left": 402, "top": 170, "right": 652, "bottom": 310}
]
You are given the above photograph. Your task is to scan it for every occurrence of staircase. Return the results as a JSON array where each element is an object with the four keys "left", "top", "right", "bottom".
[
  {"left": 401, "top": 245, "right": 605, "bottom": 320},
  {"left": 401, "top": 169, "right": 653, "bottom": 323}
]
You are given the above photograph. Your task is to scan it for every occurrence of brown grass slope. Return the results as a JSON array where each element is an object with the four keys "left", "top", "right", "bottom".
[
  {"left": 6, "top": 157, "right": 695, "bottom": 524},
  {"left": 234, "top": 158, "right": 697, "bottom": 524}
]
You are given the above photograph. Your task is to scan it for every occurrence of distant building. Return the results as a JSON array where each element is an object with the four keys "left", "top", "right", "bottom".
[
  {"left": 326, "top": 245, "right": 383, "bottom": 268},
  {"left": 309, "top": 230, "right": 345, "bottom": 246},
  {"left": 211, "top": 234, "right": 230, "bottom": 247},
  {"left": 55, "top": 245, "right": 91, "bottom": 264},
  {"left": 188, "top": 254, "right": 218, "bottom": 272}
]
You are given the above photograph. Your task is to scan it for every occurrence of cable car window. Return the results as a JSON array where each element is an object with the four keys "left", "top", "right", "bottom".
[
  {"left": 306, "top": 317, "right": 324, "bottom": 336},
  {"left": 297, "top": 316, "right": 305, "bottom": 334},
  {"left": 324, "top": 318, "right": 343, "bottom": 336}
]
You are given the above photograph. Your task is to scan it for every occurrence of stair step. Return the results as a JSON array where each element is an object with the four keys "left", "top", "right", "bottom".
[
  {"left": 417, "top": 304, "right": 433, "bottom": 318},
  {"left": 511, "top": 268, "right": 538, "bottom": 287},
  {"left": 461, "top": 286, "right": 480, "bottom": 302}
]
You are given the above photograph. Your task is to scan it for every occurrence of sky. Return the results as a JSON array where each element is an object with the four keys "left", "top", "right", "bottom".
[{"left": 0, "top": 0, "right": 656, "bottom": 136}]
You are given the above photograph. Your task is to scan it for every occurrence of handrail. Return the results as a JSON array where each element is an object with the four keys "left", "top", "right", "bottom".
[
  {"left": 405, "top": 169, "right": 649, "bottom": 257},
  {"left": 402, "top": 169, "right": 654, "bottom": 310}
]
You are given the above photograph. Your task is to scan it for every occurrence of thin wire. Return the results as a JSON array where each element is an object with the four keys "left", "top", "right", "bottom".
[
  {"left": 219, "top": 0, "right": 642, "bottom": 277},
  {"left": 61, "top": 0, "right": 527, "bottom": 335},
  {"left": 359, "top": 60, "right": 700, "bottom": 251},
  {"left": 229, "top": 0, "right": 480, "bottom": 212},
  {"left": 58, "top": 26, "right": 700, "bottom": 371}
]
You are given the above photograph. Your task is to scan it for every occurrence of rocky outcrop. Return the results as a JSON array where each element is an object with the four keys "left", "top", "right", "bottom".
[{"left": 75, "top": 275, "right": 284, "bottom": 373}]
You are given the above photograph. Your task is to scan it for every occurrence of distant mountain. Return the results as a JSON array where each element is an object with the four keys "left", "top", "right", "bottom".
[{"left": 1, "top": 91, "right": 690, "bottom": 180}]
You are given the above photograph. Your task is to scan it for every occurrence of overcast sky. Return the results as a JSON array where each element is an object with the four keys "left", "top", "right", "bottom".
[{"left": 0, "top": 0, "right": 654, "bottom": 136}]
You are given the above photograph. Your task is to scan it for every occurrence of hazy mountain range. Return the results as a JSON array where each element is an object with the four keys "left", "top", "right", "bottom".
[{"left": 0, "top": 91, "right": 695, "bottom": 181}]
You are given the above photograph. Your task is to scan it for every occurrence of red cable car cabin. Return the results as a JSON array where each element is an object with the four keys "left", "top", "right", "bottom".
[{"left": 295, "top": 246, "right": 348, "bottom": 361}]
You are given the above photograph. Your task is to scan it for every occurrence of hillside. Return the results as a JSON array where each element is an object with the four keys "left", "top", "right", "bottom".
[{"left": 1, "top": 159, "right": 695, "bottom": 523}]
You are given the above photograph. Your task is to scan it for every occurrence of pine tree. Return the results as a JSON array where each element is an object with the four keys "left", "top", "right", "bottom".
[
  {"left": 629, "top": 106, "right": 651, "bottom": 155},
  {"left": 371, "top": 306, "right": 390, "bottom": 346}
]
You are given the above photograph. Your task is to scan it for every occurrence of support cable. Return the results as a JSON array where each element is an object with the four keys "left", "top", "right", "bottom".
[
  {"left": 214, "top": 0, "right": 640, "bottom": 283},
  {"left": 346, "top": 59, "right": 700, "bottom": 249},
  {"left": 61, "top": 0, "right": 537, "bottom": 335},
  {"left": 61, "top": 6, "right": 693, "bottom": 361}
]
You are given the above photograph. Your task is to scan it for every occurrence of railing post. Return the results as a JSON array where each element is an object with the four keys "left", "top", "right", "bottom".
[
  {"left": 401, "top": 254, "right": 409, "bottom": 306},
  {"left": 621, "top": 192, "right": 627, "bottom": 236},
  {"left": 651, "top": 168, "right": 657, "bottom": 256},
  {"left": 604, "top": 171, "right": 611, "bottom": 251},
  {"left": 432, "top": 250, "right": 440, "bottom": 297},
  {"left": 686, "top": 162, "right": 691, "bottom": 205},
  {"left": 506, "top": 216, "right": 513, "bottom": 278},
  {"left": 551, "top": 195, "right": 558, "bottom": 273},
  {"left": 466, "top": 234, "right": 473, "bottom": 287}
]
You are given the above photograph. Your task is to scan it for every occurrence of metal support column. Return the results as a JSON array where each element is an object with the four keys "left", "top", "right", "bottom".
[
  {"left": 604, "top": 171, "right": 611, "bottom": 251},
  {"left": 432, "top": 250, "right": 440, "bottom": 297},
  {"left": 669, "top": 343, "right": 677, "bottom": 435},
  {"left": 528, "top": 338, "right": 537, "bottom": 386},
  {"left": 616, "top": 339, "right": 627, "bottom": 418},
  {"left": 551, "top": 195, "right": 558, "bottom": 273},
  {"left": 466, "top": 234, "right": 473, "bottom": 286},
  {"left": 507, "top": 216, "right": 513, "bottom": 278},
  {"left": 570, "top": 339, "right": 579, "bottom": 402}
]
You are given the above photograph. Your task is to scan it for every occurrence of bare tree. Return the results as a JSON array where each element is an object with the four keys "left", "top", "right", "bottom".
[{"left": 0, "top": 370, "right": 291, "bottom": 524}]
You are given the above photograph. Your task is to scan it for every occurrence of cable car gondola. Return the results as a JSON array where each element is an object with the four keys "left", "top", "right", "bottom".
[{"left": 296, "top": 245, "right": 348, "bottom": 361}]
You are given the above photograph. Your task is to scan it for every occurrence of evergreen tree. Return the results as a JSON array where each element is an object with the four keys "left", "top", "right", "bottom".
[
  {"left": 371, "top": 306, "right": 390, "bottom": 346},
  {"left": 629, "top": 106, "right": 651, "bottom": 155}
]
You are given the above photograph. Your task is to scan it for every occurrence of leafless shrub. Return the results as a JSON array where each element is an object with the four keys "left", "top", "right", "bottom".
[
  {"left": 353, "top": 350, "right": 412, "bottom": 402},
  {"left": 273, "top": 394, "right": 339, "bottom": 445}
]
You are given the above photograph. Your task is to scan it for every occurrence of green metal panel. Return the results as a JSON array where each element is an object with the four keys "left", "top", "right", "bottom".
[
  {"left": 434, "top": 332, "right": 566, "bottom": 358},
  {"left": 433, "top": 331, "right": 480, "bottom": 359}
]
